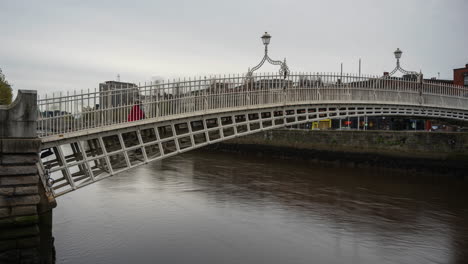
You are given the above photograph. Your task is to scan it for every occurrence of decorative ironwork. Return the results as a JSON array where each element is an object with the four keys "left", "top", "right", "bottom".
[
  {"left": 37, "top": 72, "right": 468, "bottom": 139},
  {"left": 247, "top": 32, "right": 290, "bottom": 78},
  {"left": 36, "top": 72, "right": 468, "bottom": 197},
  {"left": 387, "top": 48, "right": 421, "bottom": 78}
]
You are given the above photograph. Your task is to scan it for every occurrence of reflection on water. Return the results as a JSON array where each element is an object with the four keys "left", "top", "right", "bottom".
[{"left": 51, "top": 151, "right": 468, "bottom": 264}]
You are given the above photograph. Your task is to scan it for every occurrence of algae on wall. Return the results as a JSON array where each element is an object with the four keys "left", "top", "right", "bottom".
[{"left": 224, "top": 130, "right": 468, "bottom": 160}]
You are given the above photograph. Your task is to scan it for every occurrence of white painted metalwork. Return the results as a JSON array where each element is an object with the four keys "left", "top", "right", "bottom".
[
  {"left": 36, "top": 72, "right": 468, "bottom": 197},
  {"left": 388, "top": 48, "right": 420, "bottom": 78},
  {"left": 37, "top": 72, "right": 468, "bottom": 139},
  {"left": 247, "top": 32, "right": 290, "bottom": 78}
]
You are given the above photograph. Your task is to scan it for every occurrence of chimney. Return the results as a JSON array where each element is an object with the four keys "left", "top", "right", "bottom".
[{"left": 383, "top": 72, "right": 389, "bottom": 76}]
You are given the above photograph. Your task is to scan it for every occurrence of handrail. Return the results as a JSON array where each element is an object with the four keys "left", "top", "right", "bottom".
[{"left": 36, "top": 72, "right": 468, "bottom": 138}]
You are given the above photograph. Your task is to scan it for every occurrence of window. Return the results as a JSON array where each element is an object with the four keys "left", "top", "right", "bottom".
[{"left": 464, "top": 74, "right": 468, "bottom": 86}]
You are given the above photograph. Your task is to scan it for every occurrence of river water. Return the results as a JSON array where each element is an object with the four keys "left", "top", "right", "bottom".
[{"left": 52, "top": 151, "right": 468, "bottom": 264}]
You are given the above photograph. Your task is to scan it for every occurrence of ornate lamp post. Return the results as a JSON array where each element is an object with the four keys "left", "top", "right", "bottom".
[
  {"left": 262, "top": 31, "right": 271, "bottom": 47},
  {"left": 387, "top": 48, "right": 424, "bottom": 106},
  {"left": 247, "top": 32, "right": 290, "bottom": 78},
  {"left": 387, "top": 48, "right": 421, "bottom": 79}
]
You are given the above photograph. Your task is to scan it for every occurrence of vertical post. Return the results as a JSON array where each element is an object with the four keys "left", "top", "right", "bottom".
[
  {"left": 418, "top": 72, "right": 424, "bottom": 105},
  {"left": 358, "top": 58, "right": 361, "bottom": 77},
  {"left": 204, "top": 77, "right": 208, "bottom": 112},
  {"left": 340, "top": 63, "right": 343, "bottom": 81}
]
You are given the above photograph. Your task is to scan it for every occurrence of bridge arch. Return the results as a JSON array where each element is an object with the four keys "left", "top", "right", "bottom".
[
  {"left": 36, "top": 73, "right": 468, "bottom": 196},
  {"left": 39, "top": 102, "right": 468, "bottom": 197}
]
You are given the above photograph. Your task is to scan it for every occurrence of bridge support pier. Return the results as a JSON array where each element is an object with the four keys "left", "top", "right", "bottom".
[{"left": 0, "top": 90, "right": 56, "bottom": 263}]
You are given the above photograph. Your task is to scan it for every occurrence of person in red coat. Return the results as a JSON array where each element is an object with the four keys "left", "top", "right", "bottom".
[{"left": 128, "top": 100, "right": 145, "bottom": 121}]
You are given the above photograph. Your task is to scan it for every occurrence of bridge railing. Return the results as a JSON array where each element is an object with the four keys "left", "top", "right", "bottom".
[{"left": 37, "top": 73, "right": 468, "bottom": 138}]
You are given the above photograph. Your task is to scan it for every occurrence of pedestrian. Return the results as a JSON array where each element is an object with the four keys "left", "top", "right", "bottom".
[{"left": 128, "top": 100, "right": 145, "bottom": 121}]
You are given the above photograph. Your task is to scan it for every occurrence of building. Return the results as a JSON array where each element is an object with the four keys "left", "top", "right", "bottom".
[
  {"left": 453, "top": 64, "right": 468, "bottom": 87},
  {"left": 382, "top": 72, "right": 453, "bottom": 85},
  {"left": 99, "top": 81, "right": 139, "bottom": 109},
  {"left": 425, "top": 77, "right": 453, "bottom": 85}
]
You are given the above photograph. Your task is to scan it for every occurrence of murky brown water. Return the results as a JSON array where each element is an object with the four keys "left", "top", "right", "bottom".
[{"left": 52, "top": 151, "right": 468, "bottom": 264}]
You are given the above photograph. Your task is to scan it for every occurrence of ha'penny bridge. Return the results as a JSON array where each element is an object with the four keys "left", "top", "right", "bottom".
[
  {"left": 0, "top": 33, "right": 467, "bottom": 213},
  {"left": 34, "top": 71, "right": 468, "bottom": 196},
  {"left": 2, "top": 31, "right": 468, "bottom": 264}
]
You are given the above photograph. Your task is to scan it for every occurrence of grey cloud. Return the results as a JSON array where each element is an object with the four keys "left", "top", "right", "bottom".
[{"left": 1, "top": 0, "right": 467, "bottom": 95}]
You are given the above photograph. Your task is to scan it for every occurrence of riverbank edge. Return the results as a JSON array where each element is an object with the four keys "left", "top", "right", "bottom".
[{"left": 202, "top": 130, "right": 468, "bottom": 178}]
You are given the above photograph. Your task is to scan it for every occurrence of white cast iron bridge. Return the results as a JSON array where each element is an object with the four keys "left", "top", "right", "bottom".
[{"left": 37, "top": 72, "right": 468, "bottom": 197}]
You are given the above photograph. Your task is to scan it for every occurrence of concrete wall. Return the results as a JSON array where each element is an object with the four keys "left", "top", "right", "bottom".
[
  {"left": 210, "top": 129, "right": 468, "bottom": 176},
  {"left": 0, "top": 90, "right": 53, "bottom": 263}
]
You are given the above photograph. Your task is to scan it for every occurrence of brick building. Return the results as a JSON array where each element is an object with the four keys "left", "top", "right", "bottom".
[{"left": 453, "top": 64, "right": 468, "bottom": 87}]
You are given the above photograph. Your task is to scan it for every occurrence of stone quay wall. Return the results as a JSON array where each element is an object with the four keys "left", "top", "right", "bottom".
[
  {"left": 207, "top": 130, "right": 468, "bottom": 177},
  {"left": 0, "top": 139, "right": 42, "bottom": 254},
  {"left": 0, "top": 90, "right": 51, "bottom": 263}
]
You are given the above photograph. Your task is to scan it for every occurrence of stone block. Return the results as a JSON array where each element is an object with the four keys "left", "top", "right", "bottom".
[
  {"left": 0, "top": 207, "right": 10, "bottom": 218},
  {"left": 0, "top": 175, "right": 38, "bottom": 185},
  {"left": 0, "top": 217, "right": 14, "bottom": 227},
  {"left": 0, "top": 239, "right": 16, "bottom": 252},
  {"left": 0, "top": 154, "right": 39, "bottom": 165},
  {"left": 0, "top": 253, "right": 16, "bottom": 264},
  {"left": 0, "top": 139, "right": 41, "bottom": 154},
  {"left": 19, "top": 248, "right": 40, "bottom": 263},
  {"left": 17, "top": 236, "right": 40, "bottom": 249},
  {"left": 0, "top": 165, "right": 37, "bottom": 176},
  {"left": 0, "top": 90, "right": 37, "bottom": 138},
  {"left": 14, "top": 215, "right": 39, "bottom": 225},
  {"left": 5, "top": 122, "right": 37, "bottom": 139},
  {"left": 14, "top": 186, "right": 38, "bottom": 195},
  {"left": 0, "top": 225, "right": 39, "bottom": 239},
  {"left": 0, "top": 197, "right": 7, "bottom": 207},
  {"left": 0, "top": 215, "right": 40, "bottom": 228},
  {"left": 0, "top": 187, "right": 14, "bottom": 196},
  {"left": 0, "top": 195, "right": 40, "bottom": 207},
  {"left": 11, "top": 206, "right": 37, "bottom": 217}
]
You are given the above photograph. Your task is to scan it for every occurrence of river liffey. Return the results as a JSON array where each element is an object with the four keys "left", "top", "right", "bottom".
[{"left": 52, "top": 151, "right": 468, "bottom": 264}]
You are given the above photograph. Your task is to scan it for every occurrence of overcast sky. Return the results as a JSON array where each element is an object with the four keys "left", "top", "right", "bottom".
[{"left": 1, "top": 0, "right": 467, "bottom": 95}]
